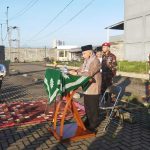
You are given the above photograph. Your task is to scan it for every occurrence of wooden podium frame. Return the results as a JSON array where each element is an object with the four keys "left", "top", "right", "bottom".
[{"left": 47, "top": 90, "right": 95, "bottom": 142}]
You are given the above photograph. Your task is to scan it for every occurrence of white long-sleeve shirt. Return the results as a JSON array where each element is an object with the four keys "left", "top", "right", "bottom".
[{"left": 98, "top": 57, "right": 102, "bottom": 73}]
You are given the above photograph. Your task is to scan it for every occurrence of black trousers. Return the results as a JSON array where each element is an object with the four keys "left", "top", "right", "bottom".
[
  {"left": 84, "top": 94, "right": 100, "bottom": 129},
  {"left": 101, "top": 73, "right": 113, "bottom": 94}
]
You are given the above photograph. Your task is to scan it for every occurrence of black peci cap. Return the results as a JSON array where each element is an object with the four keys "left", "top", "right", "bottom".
[
  {"left": 81, "top": 45, "right": 93, "bottom": 52},
  {"left": 95, "top": 46, "right": 102, "bottom": 52}
]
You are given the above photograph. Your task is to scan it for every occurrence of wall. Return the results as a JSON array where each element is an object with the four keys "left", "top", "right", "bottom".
[
  {"left": 124, "top": 0, "right": 150, "bottom": 61},
  {"left": 5, "top": 46, "right": 124, "bottom": 62},
  {"left": 5, "top": 47, "right": 82, "bottom": 62},
  {"left": 0, "top": 46, "right": 5, "bottom": 62},
  {"left": 109, "top": 34, "right": 124, "bottom": 61},
  {"left": 5, "top": 47, "right": 57, "bottom": 62}
]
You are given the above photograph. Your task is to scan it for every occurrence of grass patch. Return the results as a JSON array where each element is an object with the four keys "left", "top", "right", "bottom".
[
  {"left": 51, "top": 60, "right": 149, "bottom": 74},
  {"left": 118, "top": 61, "right": 149, "bottom": 74},
  {"left": 56, "top": 60, "right": 83, "bottom": 67}
]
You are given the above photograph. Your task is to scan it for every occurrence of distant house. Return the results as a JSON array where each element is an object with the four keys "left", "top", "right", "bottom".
[{"left": 49, "top": 45, "right": 82, "bottom": 61}]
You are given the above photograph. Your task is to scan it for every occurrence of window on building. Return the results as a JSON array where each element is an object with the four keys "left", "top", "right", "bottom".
[
  {"left": 59, "top": 51, "right": 64, "bottom": 57},
  {"left": 59, "top": 50, "right": 68, "bottom": 57},
  {"left": 65, "top": 51, "right": 67, "bottom": 57}
]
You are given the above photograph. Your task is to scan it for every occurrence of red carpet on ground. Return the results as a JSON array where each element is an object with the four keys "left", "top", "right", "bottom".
[{"left": 0, "top": 99, "right": 85, "bottom": 129}]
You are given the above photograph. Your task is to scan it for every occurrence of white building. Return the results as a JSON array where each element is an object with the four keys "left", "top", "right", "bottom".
[
  {"left": 56, "top": 45, "right": 81, "bottom": 61},
  {"left": 124, "top": 0, "right": 150, "bottom": 61},
  {"left": 106, "top": 0, "right": 150, "bottom": 61}
]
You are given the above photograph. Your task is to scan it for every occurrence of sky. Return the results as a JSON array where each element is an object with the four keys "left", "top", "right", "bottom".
[{"left": 0, "top": 0, "right": 124, "bottom": 48}]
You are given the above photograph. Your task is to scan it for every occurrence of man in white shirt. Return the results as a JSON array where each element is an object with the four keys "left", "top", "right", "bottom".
[{"left": 96, "top": 46, "right": 103, "bottom": 72}]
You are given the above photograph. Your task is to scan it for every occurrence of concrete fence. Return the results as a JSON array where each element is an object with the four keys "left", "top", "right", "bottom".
[
  {"left": 5, "top": 44, "right": 125, "bottom": 62},
  {"left": 5, "top": 47, "right": 52, "bottom": 62}
]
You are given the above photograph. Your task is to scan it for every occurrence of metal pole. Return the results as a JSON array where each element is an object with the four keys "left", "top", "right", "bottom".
[
  {"left": 6, "top": 6, "right": 9, "bottom": 33},
  {"left": 17, "top": 27, "right": 20, "bottom": 61},
  {"left": 6, "top": 6, "right": 11, "bottom": 60},
  {"left": 45, "top": 46, "right": 46, "bottom": 58},
  {"left": 0, "top": 24, "right": 3, "bottom": 45},
  {"left": 8, "top": 27, "right": 11, "bottom": 61}
]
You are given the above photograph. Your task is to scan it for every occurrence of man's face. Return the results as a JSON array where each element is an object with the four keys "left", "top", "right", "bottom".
[
  {"left": 82, "top": 50, "right": 92, "bottom": 59},
  {"left": 102, "top": 46, "right": 109, "bottom": 53},
  {"left": 96, "top": 51, "right": 102, "bottom": 58}
]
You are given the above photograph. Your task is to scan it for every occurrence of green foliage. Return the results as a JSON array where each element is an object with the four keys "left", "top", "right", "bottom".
[
  {"left": 51, "top": 60, "right": 149, "bottom": 73},
  {"left": 118, "top": 61, "right": 148, "bottom": 74},
  {"left": 56, "top": 60, "right": 83, "bottom": 67}
]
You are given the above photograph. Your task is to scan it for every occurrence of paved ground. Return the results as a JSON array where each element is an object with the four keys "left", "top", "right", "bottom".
[{"left": 0, "top": 63, "right": 150, "bottom": 150}]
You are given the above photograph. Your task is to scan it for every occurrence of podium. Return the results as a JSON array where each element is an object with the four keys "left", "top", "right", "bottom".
[{"left": 44, "top": 68, "right": 95, "bottom": 142}]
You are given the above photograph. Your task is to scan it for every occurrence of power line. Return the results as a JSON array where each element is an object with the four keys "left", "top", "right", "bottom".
[
  {"left": 29, "top": 0, "right": 75, "bottom": 40},
  {"left": 9, "top": 0, "right": 40, "bottom": 21},
  {"left": 9, "top": 0, "right": 39, "bottom": 20},
  {"left": 33, "top": 0, "right": 95, "bottom": 41},
  {"left": 0, "top": 24, "right": 3, "bottom": 44}
]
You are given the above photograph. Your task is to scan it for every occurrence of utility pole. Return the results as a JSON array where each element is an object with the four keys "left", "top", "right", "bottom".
[
  {"left": 6, "top": 6, "right": 20, "bottom": 62},
  {"left": 6, "top": 6, "right": 11, "bottom": 60},
  {"left": 6, "top": 6, "right": 9, "bottom": 33},
  {"left": 8, "top": 26, "right": 20, "bottom": 62},
  {"left": 0, "top": 24, "right": 3, "bottom": 45},
  {"left": 45, "top": 46, "right": 46, "bottom": 58}
]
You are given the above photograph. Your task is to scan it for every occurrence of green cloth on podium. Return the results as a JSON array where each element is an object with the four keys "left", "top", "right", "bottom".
[{"left": 44, "top": 68, "right": 91, "bottom": 104}]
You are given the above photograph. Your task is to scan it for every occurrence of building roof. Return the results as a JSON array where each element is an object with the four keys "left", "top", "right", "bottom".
[
  {"left": 105, "top": 21, "right": 124, "bottom": 30},
  {"left": 69, "top": 48, "right": 81, "bottom": 52},
  {"left": 57, "top": 45, "right": 79, "bottom": 49}
]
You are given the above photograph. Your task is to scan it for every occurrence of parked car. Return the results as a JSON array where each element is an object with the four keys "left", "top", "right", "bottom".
[{"left": 0, "top": 64, "right": 6, "bottom": 90}]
